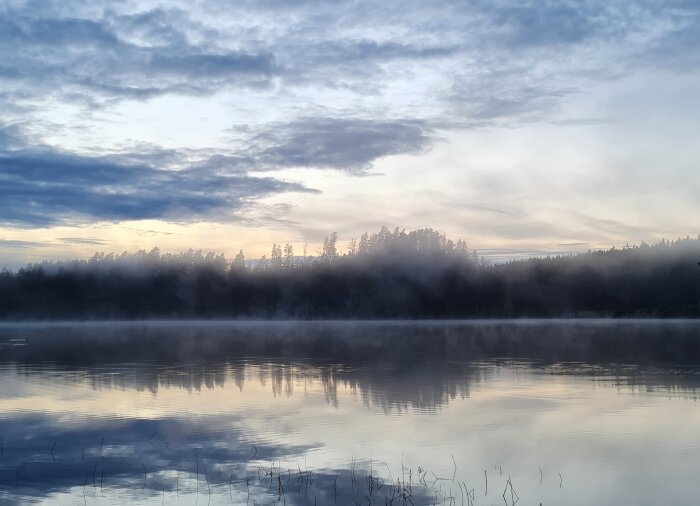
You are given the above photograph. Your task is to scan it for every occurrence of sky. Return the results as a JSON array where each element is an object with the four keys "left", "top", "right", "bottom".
[{"left": 0, "top": 0, "right": 699, "bottom": 267}]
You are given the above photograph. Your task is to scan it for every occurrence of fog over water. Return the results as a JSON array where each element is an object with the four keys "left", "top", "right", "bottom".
[
  {"left": 3, "top": 232, "right": 700, "bottom": 319},
  {"left": 0, "top": 320, "right": 698, "bottom": 505}
]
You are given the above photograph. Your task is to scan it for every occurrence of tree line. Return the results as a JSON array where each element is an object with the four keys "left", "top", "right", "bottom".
[{"left": 1, "top": 227, "right": 699, "bottom": 319}]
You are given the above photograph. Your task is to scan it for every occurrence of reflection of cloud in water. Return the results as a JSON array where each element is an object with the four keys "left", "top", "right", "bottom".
[{"left": 0, "top": 412, "right": 440, "bottom": 505}]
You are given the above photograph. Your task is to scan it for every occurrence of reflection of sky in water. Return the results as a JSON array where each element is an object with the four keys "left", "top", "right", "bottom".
[{"left": 0, "top": 322, "right": 699, "bottom": 505}]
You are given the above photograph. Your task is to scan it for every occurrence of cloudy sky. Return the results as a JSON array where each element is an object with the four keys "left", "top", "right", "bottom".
[{"left": 1, "top": 0, "right": 699, "bottom": 266}]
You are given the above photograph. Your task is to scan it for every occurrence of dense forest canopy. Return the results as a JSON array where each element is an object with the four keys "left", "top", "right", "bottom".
[{"left": 1, "top": 227, "right": 699, "bottom": 319}]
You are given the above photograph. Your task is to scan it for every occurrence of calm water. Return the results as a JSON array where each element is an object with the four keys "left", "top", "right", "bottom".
[{"left": 0, "top": 320, "right": 699, "bottom": 505}]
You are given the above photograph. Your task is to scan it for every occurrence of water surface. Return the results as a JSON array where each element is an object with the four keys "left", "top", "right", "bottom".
[{"left": 0, "top": 320, "right": 699, "bottom": 505}]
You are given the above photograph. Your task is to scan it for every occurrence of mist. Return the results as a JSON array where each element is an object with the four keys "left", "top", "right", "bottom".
[{"left": 1, "top": 227, "right": 699, "bottom": 319}]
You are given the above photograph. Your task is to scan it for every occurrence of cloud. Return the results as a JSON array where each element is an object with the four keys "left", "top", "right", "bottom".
[
  {"left": 0, "top": 126, "right": 318, "bottom": 226},
  {"left": 1, "top": 0, "right": 699, "bottom": 243},
  {"left": 0, "top": 113, "right": 436, "bottom": 228},
  {"left": 275, "top": 39, "right": 460, "bottom": 86},
  {"left": 0, "top": 4, "right": 466, "bottom": 112},
  {"left": 1, "top": 0, "right": 697, "bottom": 121},
  {"left": 0, "top": 8, "right": 278, "bottom": 105},
  {"left": 635, "top": 6, "right": 700, "bottom": 70},
  {"left": 255, "top": 117, "right": 434, "bottom": 173},
  {"left": 481, "top": 2, "right": 603, "bottom": 47},
  {"left": 57, "top": 237, "right": 108, "bottom": 245},
  {"left": 0, "top": 239, "right": 43, "bottom": 249},
  {"left": 0, "top": 122, "right": 25, "bottom": 149}
]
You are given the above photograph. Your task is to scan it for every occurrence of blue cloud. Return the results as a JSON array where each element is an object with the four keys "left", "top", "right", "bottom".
[
  {"left": 1, "top": 0, "right": 695, "bottom": 116},
  {"left": 255, "top": 117, "right": 434, "bottom": 173},
  {"left": 0, "top": 0, "right": 698, "bottom": 231},
  {"left": 0, "top": 9, "right": 278, "bottom": 102},
  {"left": 483, "top": 2, "right": 602, "bottom": 47},
  {"left": 0, "top": 114, "right": 434, "bottom": 227},
  {"left": 0, "top": 139, "right": 316, "bottom": 226}
]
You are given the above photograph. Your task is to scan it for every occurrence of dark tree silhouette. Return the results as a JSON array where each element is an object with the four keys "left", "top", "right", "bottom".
[{"left": 1, "top": 228, "right": 699, "bottom": 319}]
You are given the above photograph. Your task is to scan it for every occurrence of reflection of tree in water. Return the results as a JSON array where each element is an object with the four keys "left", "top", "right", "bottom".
[
  {"left": 256, "top": 361, "right": 485, "bottom": 412},
  {"left": 319, "top": 365, "right": 339, "bottom": 407},
  {"left": 3, "top": 321, "right": 700, "bottom": 405},
  {"left": 540, "top": 362, "right": 700, "bottom": 400},
  {"left": 9, "top": 356, "right": 700, "bottom": 415},
  {"left": 232, "top": 364, "right": 245, "bottom": 392},
  {"left": 5, "top": 358, "right": 484, "bottom": 412},
  {"left": 344, "top": 363, "right": 480, "bottom": 413},
  {"left": 266, "top": 363, "right": 295, "bottom": 398}
]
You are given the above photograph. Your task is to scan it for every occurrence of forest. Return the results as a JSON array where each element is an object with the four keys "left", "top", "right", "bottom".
[{"left": 1, "top": 227, "right": 699, "bottom": 319}]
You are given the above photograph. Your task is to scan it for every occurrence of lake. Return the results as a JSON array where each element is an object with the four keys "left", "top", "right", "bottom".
[{"left": 0, "top": 320, "right": 699, "bottom": 505}]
